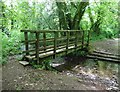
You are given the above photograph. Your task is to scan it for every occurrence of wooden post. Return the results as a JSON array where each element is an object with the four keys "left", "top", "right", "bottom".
[
  {"left": 43, "top": 32, "right": 46, "bottom": 51},
  {"left": 87, "top": 30, "right": 90, "bottom": 47},
  {"left": 24, "top": 32, "right": 29, "bottom": 55},
  {"left": 53, "top": 31, "right": 57, "bottom": 59},
  {"left": 35, "top": 32, "right": 40, "bottom": 64},
  {"left": 75, "top": 31, "right": 78, "bottom": 53},
  {"left": 66, "top": 31, "right": 69, "bottom": 55},
  {"left": 82, "top": 30, "right": 84, "bottom": 49}
]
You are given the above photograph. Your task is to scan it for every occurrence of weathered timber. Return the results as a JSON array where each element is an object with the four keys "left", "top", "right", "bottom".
[
  {"left": 75, "top": 31, "right": 78, "bottom": 53},
  {"left": 66, "top": 31, "right": 69, "bottom": 55},
  {"left": 43, "top": 32, "right": 46, "bottom": 51},
  {"left": 21, "top": 30, "right": 82, "bottom": 33},
  {"left": 87, "top": 30, "right": 90, "bottom": 46},
  {"left": 87, "top": 49, "right": 120, "bottom": 63},
  {"left": 35, "top": 33, "right": 40, "bottom": 64},
  {"left": 82, "top": 30, "right": 84, "bottom": 48},
  {"left": 93, "top": 50, "right": 119, "bottom": 56},
  {"left": 87, "top": 55, "right": 120, "bottom": 63},
  {"left": 21, "top": 30, "right": 89, "bottom": 64},
  {"left": 89, "top": 52, "right": 120, "bottom": 60},
  {"left": 25, "top": 43, "right": 86, "bottom": 60},
  {"left": 19, "top": 61, "right": 29, "bottom": 66},
  {"left": 53, "top": 31, "right": 57, "bottom": 58},
  {"left": 24, "top": 32, "right": 29, "bottom": 55}
]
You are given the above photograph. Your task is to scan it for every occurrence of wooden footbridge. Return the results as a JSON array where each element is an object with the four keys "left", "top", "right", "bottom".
[{"left": 21, "top": 30, "right": 90, "bottom": 64}]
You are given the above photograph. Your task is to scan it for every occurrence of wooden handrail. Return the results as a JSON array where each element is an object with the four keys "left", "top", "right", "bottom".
[{"left": 21, "top": 30, "right": 83, "bottom": 33}]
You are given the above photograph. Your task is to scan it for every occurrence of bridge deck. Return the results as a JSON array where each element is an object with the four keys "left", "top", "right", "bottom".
[{"left": 25, "top": 43, "right": 86, "bottom": 60}]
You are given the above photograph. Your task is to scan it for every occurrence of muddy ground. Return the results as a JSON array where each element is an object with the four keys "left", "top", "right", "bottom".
[{"left": 2, "top": 38, "right": 120, "bottom": 91}]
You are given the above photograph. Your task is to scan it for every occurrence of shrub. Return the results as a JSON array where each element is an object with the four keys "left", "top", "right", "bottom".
[{"left": 1, "top": 30, "right": 23, "bottom": 64}]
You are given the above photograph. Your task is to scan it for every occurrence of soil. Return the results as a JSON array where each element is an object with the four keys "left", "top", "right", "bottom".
[{"left": 2, "top": 38, "right": 119, "bottom": 91}]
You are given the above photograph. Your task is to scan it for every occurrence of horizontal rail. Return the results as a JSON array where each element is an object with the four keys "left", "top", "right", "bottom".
[
  {"left": 21, "top": 30, "right": 84, "bottom": 33},
  {"left": 25, "top": 43, "right": 87, "bottom": 60}
]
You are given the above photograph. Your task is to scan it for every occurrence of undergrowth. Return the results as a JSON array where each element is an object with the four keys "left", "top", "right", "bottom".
[
  {"left": 1, "top": 30, "right": 23, "bottom": 64},
  {"left": 30, "top": 59, "right": 56, "bottom": 71}
]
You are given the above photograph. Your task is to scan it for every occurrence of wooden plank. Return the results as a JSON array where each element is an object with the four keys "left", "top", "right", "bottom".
[
  {"left": 93, "top": 50, "right": 120, "bottom": 56},
  {"left": 22, "top": 42, "right": 86, "bottom": 54},
  {"left": 35, "top": 33, "right": 40, "bottom": 64},
  {"left": 53, "top": 31, "right": 57, "bottom": 58},
  {"left": 66, "top": 31, "right": 69, "bottom": 55},
  {"left": 87, "top": 30, "right": 90, "bottom": 46},
  {"left": 23, "top": 45, "right": 54, "bottom": 54},
  {"left": 21, "top": 38, "right": 54, "bottom": 43},
  {"left": 57, "top": 37, "right": 67, "bottom": 41},
  {"left": 87, "top": 55, "right": 120, "bottom": 63},
  {"left": 82, "top": 30, "right": 84, "bottom": 48},
  {"left": 75, "top": 31, "right": 78, "bottom": 53},
  {"left": 30, "top": 48, "right": 54, "bottom": 56},
  {"left": 22, "top": 49, "right": 35, "bottom": 53},
  {"left": 21, "top": 40, "right": 36, "bottom": 43},
  {"left": 90, "top": 52, "right": 120, "bottom": 60},
  {"left": 21, "top": 30, "right": 82, "bottom": 33},
  {"left": 25, "top": 55, "right": 35, "bottom": 59},
  {"left": 25, "top": 43, "right": 86, "bottom": 60},
  {"left": 43, "top": 32, "right": 46, "bottom": 51},
  {"left": 19, "top": 61, "right": 29, "bottom": 66},
  {"left": 57, "top": 42, "right": 66, "bottom": 47}
]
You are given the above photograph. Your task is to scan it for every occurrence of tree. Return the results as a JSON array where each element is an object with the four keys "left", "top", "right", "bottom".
[{"left": 56, "top": 0, "right": 89, "bottom": 30}]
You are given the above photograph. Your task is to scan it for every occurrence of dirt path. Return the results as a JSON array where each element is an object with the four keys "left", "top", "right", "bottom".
[
  {"left": 91, "top": 38, "right": 119, "bottom": 55},
  {"left": 2, "top": 38, "right": 119, "bottom": 90},
  {"left": 2, "top": 56, "right": 99, "bottom": 90}
]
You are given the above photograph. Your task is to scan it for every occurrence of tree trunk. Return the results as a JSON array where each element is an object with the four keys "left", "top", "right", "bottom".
[
  {"left": 56, "top": 0, "right": 89, "bottom": 31},
  {"left": 10, "top": 0, "right": 14, "bottom": 30},
  {"left": 1, "top": 2, "right": 5, "bottom": 32},
  {"left": 71, "top": 1, "right": 89, "bottom": 30},
  {"left": 89, "top": 2, "right": 103, "bottom": 35}
]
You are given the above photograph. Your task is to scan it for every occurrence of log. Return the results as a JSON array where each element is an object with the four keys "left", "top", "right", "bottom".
[
  {"left": 87, "top": 55, "right": 120, "bottom": 63},
  {"left": 93, "top": 50, "right": 119, "bottom": 56},
  {"left": 90, "top": 52, "right": 120, "bottom": 60}
]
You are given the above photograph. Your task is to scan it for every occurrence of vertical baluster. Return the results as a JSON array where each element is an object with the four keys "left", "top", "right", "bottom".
[
  {"left": 35, "top": 32, "right": 40, "bottom": 64},
  {"left": 87, "top": 30, "right": 90, "bottom": 47},
  {"left": 66, "top": 31, "right": 69, "bottom": 55},
  {"left": 82, "top": 30, "right": 84, "bottom": 49},
  {"left": 53, "top": 31, "right": 57, "bottom": 59},
  {"left": 75, "top": 31, "right": 78, "bottom": 53},
  {"left": 43, "top": 32, "right": 46, "bottom": 51}
]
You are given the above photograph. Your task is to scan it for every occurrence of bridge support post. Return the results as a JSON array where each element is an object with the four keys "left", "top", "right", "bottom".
[
  {"left": 87, "top": 30, "right": 90, "bottom": 47},
  {"left": 35, "top": 32, "right": 40, "bottom": 64},
  {"left": 43, "top": 32, "right": 46, "bottom": 51},
  {"left": 24, "top": 32, "right": 29, "bottom": 56},
  {"left": 66, "top": 31, "right": 69, "bottom": 55},
  {"left": 75, "top": 31, "right": 78, "bottom": 54},
  {"left": 82, "top": 30, "right": 84, "bottom": 49},
  {"left": 53, "top": 31, "right": 57, "bottom": 59}
]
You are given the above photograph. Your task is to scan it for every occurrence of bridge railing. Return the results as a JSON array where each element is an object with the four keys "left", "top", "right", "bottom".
[{"left": 21, "top": 30, "right": 90, "bottom": 64}]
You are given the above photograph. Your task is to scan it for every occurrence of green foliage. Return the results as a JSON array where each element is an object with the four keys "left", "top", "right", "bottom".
[
  {"left": 77, "top": 50, "right": 88, "bottom": 56},
  {"left": 31, "top": 59, "right": 55, "bottom": 71},
  {"left": 1, "top": 30, "right": 23, "bottom": 64},
  {"left": 1, "top": 0, "right": 118, "bottom": 65}
]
